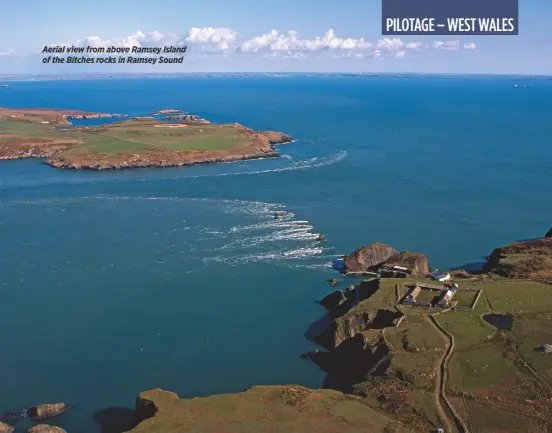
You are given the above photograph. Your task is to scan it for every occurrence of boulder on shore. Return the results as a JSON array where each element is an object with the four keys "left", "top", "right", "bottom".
[
  {"left": 537, "top": 344, "right": 552, "bottom": 354},
  {"left": 343, "top": 243, "right": 398, "bottom": 273},
  {"left": 450, "top": 269, "right": 475, "bottom": 279},
  {"left": 28, "top": 403, "right": 69, "bottom": 421},
  {"left": 483, "top": 237, "right": 552, "bottom": 279},
  {"left": 378, "top": 251, "right": 430, "bottom": 277},
  {"left": 546, "top": 227, "right": 552, "bottom": 238},
  {"left": 0, "top": 421, "right": 14, "bottom": 433},
  {"left": 27, "top": 425, "right": 67, "bottom": 433}
]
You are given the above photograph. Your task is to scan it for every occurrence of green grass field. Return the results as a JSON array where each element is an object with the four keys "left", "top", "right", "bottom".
[
  {"left": 128, "top": 387, "right": 415, "bottom": 433},
  {"left": 0, "top": 117, "right": 253, "bottom": 155},
  {"left": 0, "top": 118, "right": 58, "bottom": 137},
  {"left": 452, "top": 290, "right": 478, "bottom": 308},
  {"left": 65, "top": 124, "right": 251, "bottom": 154}
]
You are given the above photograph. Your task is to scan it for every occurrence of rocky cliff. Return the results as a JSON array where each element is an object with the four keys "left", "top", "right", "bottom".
[
  {"left": 378, "top": 251, "right": 431, "bottom": 277},
  {"left": 343, "top": 243, "right": 398, "bottom": 273},
  {"left": 342, "top": 243, "right": 431, "bottom": 277},
  {"left": 319, "top": 309, "right": 403, "bottom": 349},
  {"left": 483, "top": 237, "right": 552, "bottom": 279}
]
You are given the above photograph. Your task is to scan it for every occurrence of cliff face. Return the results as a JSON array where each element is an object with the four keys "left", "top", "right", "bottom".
[
  {"left": 378, "top": 251, "right": 431, "bottom": 277},
  {"left": 320, "top": 309, "right": 403, "bottom": 349},
  {"left": 126, "top": 386, "right": 413, "bottom": 433},
  {"left": 342, "top": 244, "right": 430, "bottom": 276},
  {"left": 343, "top": 243, "right": 398, "bottom": 273},
  {"left": 483, "top": 237, "right": 552, "bottom": 279}
]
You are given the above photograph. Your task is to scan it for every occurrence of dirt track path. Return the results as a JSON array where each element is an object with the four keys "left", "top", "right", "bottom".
[{"left": 429, "top": 314, "right": 470, "bottom": 433}]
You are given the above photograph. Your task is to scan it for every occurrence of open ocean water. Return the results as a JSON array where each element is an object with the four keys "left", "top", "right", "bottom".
[{"left": 0, "top": 75, "right": 551, "bottom": 432}]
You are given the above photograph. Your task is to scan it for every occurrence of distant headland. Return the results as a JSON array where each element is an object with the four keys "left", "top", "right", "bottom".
[{"left": 0, "top": 107, "right": 293, "bottom": 170}]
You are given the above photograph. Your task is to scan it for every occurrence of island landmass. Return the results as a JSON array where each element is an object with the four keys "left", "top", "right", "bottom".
[{"left": 0, "top": 107, "right": 293, "bottom": 170}]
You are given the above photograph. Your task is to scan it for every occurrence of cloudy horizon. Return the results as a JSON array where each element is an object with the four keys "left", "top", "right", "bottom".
[{"left": 1, "top": 0, "right": 551, "bottom": 75}]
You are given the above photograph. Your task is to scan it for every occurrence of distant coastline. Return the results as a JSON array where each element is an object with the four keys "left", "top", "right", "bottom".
[{"left": 0, "top": 72, "right": 550, "bottom": 82}]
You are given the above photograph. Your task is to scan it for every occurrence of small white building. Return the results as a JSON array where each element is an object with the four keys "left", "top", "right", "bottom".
[{"left": 431, "top": 272, "right": 451, "bottom": 282}]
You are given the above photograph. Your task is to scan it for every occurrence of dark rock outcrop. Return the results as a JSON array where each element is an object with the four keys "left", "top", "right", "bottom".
[
  {"left": 0, "top": 421, "right": 14, "bottom": 433},
  {"left": 28, "top": 403, "right": 69, "bottom": 421},
  {"left": 135, "top": 389, "right": 178, "bottom": 424},
  {"left": 318, "top": 279, "right": 382, "bottom": 319},
  {"left": 310, "top": 334, "right": 392, "bottom": 393},
  {"left": 343, "top": 243, "right": 398, "bottom": 273},
  {"left": 378, "top": 251, "right": 431, "bottom": 277},
  {"left": 27, "top": 425, "right": 67, "bottom": 433},
  {"left": 483, "top": 237, "right": 552, "bottom": 279},
  {"left": 319, "top": 309, "right": 403, "bottom": 349},
  {"left": 319, "top": 290, "right": 348, "bottom": 312},
  {"left": 450, "top": 269, "right": 475, "bottom": 279},
  {"left": 546, "top": 227, "right": 552, "bottom": 238}
]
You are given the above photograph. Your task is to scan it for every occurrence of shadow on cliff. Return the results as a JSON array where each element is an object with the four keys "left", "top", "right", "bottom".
[
  {"left": 304, "top": 279, "right": 394, "bottom": 393},
  {"left": 306, "top": 278, "right": 382, "bottom": 344},
  {"left": 93, "top": 407, "right": 137, "bottom": 433},
  {"left": 311, "top": 334, "right": 391, "bottom": 393},
  {"left": 450, "top": 260, "right": 486, "bottom": 273}
]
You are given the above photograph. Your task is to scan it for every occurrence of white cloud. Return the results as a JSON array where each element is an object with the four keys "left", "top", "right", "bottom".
[
  {"left": 282, "top": 51, "right": 307, "bottom": 60},
  {"left": 184, "top": 27, "right": 237, "bottom": 53},
  {"left": 433, "top": 40, "right": 460, "bottom": 51},
  {"left": 0, "top": 48, "right": 18, "bottom": 56},
  {"left": 405, "top": 42, "right": 428, "bottom": 51},
  {"left": 239, "top": 29, "right": 372, "bottom": 53},
  {"left": 74, "top": 31, "right": 178, "bottom": 49},
  {"left": 376, "top": 38, "right": 403, "bottom": 51},
  {"left": 40, "top": 28, "right": 476, "bottom": 60}
]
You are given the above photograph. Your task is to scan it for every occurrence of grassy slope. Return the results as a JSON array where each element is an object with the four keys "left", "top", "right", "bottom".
[
  {"left": 114, "top": 277, "right": 552, "bottom": 433},
  {"left": 65, "top": 124, "right": 251, "bottom": 154},
  {"left": 337, "top": 279, "right": 446, "bottom": 429},
  {"left": 127, "top": 386, "right": 414, "bottom": 433},
  {"left": 349, "top": 278, "right": 552, "bottom": 432},
  {"left": 437, "top": 280, "right": 552, "bottom": 432}
]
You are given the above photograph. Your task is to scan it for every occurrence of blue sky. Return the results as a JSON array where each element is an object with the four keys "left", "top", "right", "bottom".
[{"left": 1, "top": 0, "right": 551, "bottom": 74}]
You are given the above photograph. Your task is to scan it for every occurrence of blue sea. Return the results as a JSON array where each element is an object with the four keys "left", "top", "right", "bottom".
[{"left": 1, "top": 75, "right": 551, "bottom": 432}]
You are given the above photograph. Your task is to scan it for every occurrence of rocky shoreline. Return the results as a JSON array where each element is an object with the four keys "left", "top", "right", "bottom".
[
  {"left": 44, "top": 131, "right": 294, "bottom": 171},
  {"left": 120, "top": 226, "right": 552, "bottom": 432},
  {"left": 2, "top": 155, "right": 550, "bottom": 432}
]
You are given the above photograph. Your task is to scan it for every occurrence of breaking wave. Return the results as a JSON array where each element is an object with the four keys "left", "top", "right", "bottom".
[
  {"left": 0, "top": 147, "right": 347, "bottom": 192},
  {"left": 2, "top": 194, "right": 331, "bottom": 270},
  {"left": 179, "top": 150, "right": 347, "bottom": 179},
  {"left": 203, "top": 246, "right": 326, "bottom": 266}
]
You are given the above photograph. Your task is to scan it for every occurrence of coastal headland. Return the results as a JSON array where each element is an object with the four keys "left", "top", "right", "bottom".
[
  {"left": 0, "top": 107, "right": 293, "bottom": 170},
  {"left": 119, "top": 230, "right": 552, "bottom": 433}
]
